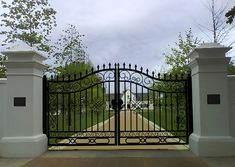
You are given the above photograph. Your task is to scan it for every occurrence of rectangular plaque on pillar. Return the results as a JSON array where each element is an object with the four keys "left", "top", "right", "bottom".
[
  {"left": 207, "top": 94, "right": 220, "bottom": 104},
  {"left": 14, "top": 97, "right": 26, "bottom": 107}
]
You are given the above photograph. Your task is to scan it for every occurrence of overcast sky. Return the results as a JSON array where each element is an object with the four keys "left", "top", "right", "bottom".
[{"left": 1, "top": 0, "right": 235, "bottom": 72}]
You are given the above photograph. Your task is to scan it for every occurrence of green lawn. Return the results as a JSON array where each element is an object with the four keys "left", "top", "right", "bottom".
[
  {"left": 136, "top": 107, "right": 187, "bottom": 131},
  {"left": 135, "top": 107, "right": 188, "bottom": 142},
  {"left": 48, "top": 110, "right": 115, "bottom": 145}
]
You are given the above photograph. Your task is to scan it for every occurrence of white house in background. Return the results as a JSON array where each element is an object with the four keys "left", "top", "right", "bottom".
[
  {"left": 121, "top": 89, "right": 136, "bottom": 109},
  {"left": 107, "top": 89, "right": 153, "bottom": 110},
  {"left": 121, "top": 89, "right": 153, "bottom": 110}
]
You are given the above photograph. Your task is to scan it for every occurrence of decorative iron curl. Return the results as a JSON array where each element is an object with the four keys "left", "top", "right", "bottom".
[
  {"left": 143, "top": 77, "right": 154, "bottom": 87},
  {"left": 119, "top": 71, "right": 130, "bottom": 80},
  {"left": 103, "top": 70, "right": 115, "bottom": 81},
  {"left": 80, "top": 77, "right": 92, "bottom": 89}
]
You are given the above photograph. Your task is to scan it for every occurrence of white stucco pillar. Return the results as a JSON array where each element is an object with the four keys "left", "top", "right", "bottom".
[
  {"left": 188, "top": 43, "right": 235, "bottom": 156},
  {"left": 0, "top": 44, "right": 47, "bottom": 157},
  {"left": 0, "top": 78, "right": 7, "bottom": 157}
]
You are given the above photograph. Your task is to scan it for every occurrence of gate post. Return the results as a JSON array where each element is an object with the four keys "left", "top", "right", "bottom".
[
  {"left": 188, "top": 43, "right": 235, "bottom": 156},
  {"left": 0, "top": 44, "right": 47, "bottom": 157}
]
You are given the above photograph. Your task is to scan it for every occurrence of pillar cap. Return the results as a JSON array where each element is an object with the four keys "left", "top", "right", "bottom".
[
  {"left": 188, "top": 43, "right": 232, "bottom": 61},
  {"left": 1, "top": 44, "right": 47, "bottom": 63}
]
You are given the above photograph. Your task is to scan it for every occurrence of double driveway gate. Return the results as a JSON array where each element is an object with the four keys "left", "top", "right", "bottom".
[{"left": 43, "top": 63, "right": 193, "bottom": 146}]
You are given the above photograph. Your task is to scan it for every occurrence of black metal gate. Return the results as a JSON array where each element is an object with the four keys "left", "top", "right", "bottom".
[{"left": 43, "top": 63, "right": 192, "bottom": 146}]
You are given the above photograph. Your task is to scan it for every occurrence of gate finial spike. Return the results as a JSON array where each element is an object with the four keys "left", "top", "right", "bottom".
[
  {"left": 158, "top": 73, "right": 160, "bottom": 79},
  {"left": 135, "top": 64, "right": 137, "bottom": 70},
  {"left": 97, "top": 65, "right": 100, "bottom": 70},
  {"left": 109, "top": 63, "right": 111, "bottom": 68},
  {"left": 123, "top": 63, "right": 125, "bottom": 68},
  {"left": 140, "top": 67, "right": 143, "bottom": 72},
  {"left": 129, "top": 64, "right": 131, "bottom": 69},
  {"left": 146, "top": 69, "right": 149, "bottom": 74},
  {"left": 152, "top": 71, "right": 154, "bottom": 76},
  {"left": 103, "top": 64, "right": 105, "bottom": 69}
]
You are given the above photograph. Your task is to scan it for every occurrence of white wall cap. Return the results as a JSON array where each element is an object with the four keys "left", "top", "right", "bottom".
[
  {"left": 188, "top": 43, "right": 232, "bottom": 61},
  {"left": 198, "top": 43, "right": 229, "bottom": 49},
  {"left": 1, "top": 44, "right": 47, "bottom": 62},
  {"left": 0, "top": 78, "right": 7, "bottom": 84}
]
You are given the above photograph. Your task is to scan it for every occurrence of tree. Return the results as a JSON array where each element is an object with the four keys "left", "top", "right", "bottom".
[
  {"left": 0, "top": 0, "right": 56, "bottom": 51},
  {"left": 0, "top": 54, "right": 6, "bottom": 78},
  {"left": 226, "top": 6, "right": 235, "bottom": 24},
  {"left": 49, "top": 62, "right": 107, "bottom": 117},
  {"left": 153, "top": 29, "right": 200, "bottom": 130},
  {"left": 164, "top": 29, "right": 200, "bottom": 74},
  {"left": 198, "top": 0, "right": 235, "bottom": 43},
  {"left": 228, "top": 60, "right": 235, "bottom": 74},
  {"left": 49, "top": 24, "right": 87, "bottom": 66}
]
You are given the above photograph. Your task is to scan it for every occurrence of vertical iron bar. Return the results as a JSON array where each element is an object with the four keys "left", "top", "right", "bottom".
[
  {"left": 159, "top": 92, "right": 161, "bottom": 131},
  {"left": 176, "top": 93, "right": 179, "bottom": 130},
  {"left": 96, "top": 84, "right": 99, "bottom": 131},
  {"left": 147, "top": 89, "right": 150, "bottom": 131},
  {"left": 165, "top": 92, "right": 167, "bottom": 131},
  {"left": 91, "top": 86, "right": 93, "bottom": 131},
  {"left": 85, "top": 89, "right": 88, "bottom": 130},
  {"left": 108, "top": 81, "right": 111, "bottom": 131},
  {"left": 117, "top": 64, "right": 121, "bottom": 145},
  {"left": 47, "top": 79, "right": 51, "bottom": 144},
  {"left": 153, "top": 91, "right": 156, "bottom": 131},
  {"left": 42, "top": 76, "right": 48, "bottom": 136},
  {"left": 171, "top": 93, "right": 173, "bottom": 131},
  {"left": 124, "top": 81, "right": 126, "bottom": 131},
  {"left": 187, "top": 74, "right": 193, "bottom": 137},
  {"left": 74, "top": 92, "right": 76, "bottom": 132},
  {"left": 79, "top": 90, "right": 82, "bottom": 131},
  {"left": 114, "top": 64, "right": 119, "bottom": 145},
  {"left": 141, "top": 86, "right": 144, "bottom": 131},
  {"left": 62, "top": 92, "right": 65, "bottom": 131},
  {"left": 56, "top": 93, "right": 59, "bottom": 131},
  {"left": 135, "top": 83, "right": 138, "bottom": 131},
  {"left": 68, "top": 93, "right": 71, "bottom": 130},
  {"left": 102, "top": 82, "right": 105, "bottom": 131},
  {"left": 130, "top": 81, "right": 132, "bottom": 131}
]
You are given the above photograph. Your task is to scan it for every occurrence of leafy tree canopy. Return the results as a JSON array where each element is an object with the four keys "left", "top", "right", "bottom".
[
  {"left": 49, "top": 24, "right": 86, "bottom": 66},
  {"left": 0, "top": 54, "right": 6, "bottom": 78},
  {"left": 0, "top": 0, "right": 56, "bottom": 51},
  {"left": 164, "top": 29, "right": 200, "bottom": 74},
  {"left": 226, "top": 6, "right": 235, "bottom": 24}
]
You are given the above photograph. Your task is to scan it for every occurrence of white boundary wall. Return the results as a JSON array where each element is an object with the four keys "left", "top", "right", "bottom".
[
  {"left": 0, "top": 78, "right": 7, "bottom": 157},
  {"left": 1, "top": 43, "right": 235, "bottom": 157},
  {"left": 228, "top": 76, "right": 235, "bottom": 138}
]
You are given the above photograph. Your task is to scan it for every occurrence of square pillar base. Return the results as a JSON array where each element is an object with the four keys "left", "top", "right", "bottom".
[
  {"left": 189, "top": 133, "right": 235, "bottom": 157},
  {"left": 0, "top": 134, "right": 47, "bottom": 158}
]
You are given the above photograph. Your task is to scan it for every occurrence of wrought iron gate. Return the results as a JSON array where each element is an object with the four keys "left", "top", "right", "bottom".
[{"left": 43, "top": 63, "right": 192, "bottom": 146}]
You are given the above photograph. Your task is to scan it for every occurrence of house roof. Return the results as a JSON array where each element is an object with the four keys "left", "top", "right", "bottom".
[{"left": 108, "top": 92, "right": 149, "bottom": 101}]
